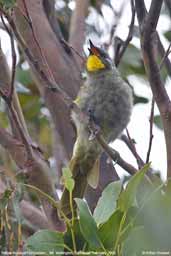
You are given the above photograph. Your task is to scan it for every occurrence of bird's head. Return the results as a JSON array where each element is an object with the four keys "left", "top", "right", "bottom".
[{"left": 86, "top": 40, "right": 113, "bottom": 73}]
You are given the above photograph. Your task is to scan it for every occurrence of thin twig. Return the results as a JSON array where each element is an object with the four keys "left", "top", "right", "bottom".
[
  {"left": 159, "top": 41, "right": 171, "bottom": 70},
  {"left": 146, "top": 98, "right": 154, "bottom": 163},
  {"left": 96, "top": 133, "right": 137, "bottom": 175},
  {"left": 0, "top": 7, "right": 58, "bottom": 90},
  {"left": 9, "top": 104, "right": 33, "bottom": 159},
  {"left": 0, "top": 13, "right": 33, "bottom": 160},
  {"left": 60, "top": 39, "right": 86, "bottom": 63},
  {"left": 0, "top": 15, "right": 16, "bottom": 102},
  {"left": 107, "top": 1, "right": 126, "bottom": 49},
  {"left": 115, "top": 0, "right": 135, "bottom": 66},
  {"left": 126, "top": 128, "right": 144, "bottom": 169},
  {"left": 157, "top": 34, "right": 171, "bottom": 77},
  {"left": 0, "top": 88, "right": 33, "bottom": 160},
  {"left": 120, "top": 134, "right": 144, "bottom": 167}
]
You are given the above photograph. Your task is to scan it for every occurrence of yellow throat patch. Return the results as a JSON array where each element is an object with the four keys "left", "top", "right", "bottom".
[{"left": 86, "top": 55, "right": 105, "bottom": 72}]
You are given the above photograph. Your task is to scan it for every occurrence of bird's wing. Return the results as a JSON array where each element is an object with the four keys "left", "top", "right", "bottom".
[{"left": 87, "top": 156, "right": 100, "bottom": 189}]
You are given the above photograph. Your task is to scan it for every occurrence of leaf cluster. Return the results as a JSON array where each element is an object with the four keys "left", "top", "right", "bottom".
[{"left": 21, "top": 163, "right": 171, "bottom": 255}]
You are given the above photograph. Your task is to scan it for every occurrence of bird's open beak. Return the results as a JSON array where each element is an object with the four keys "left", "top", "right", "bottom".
[{"left": 88, "top": 40, "right": 100, "bottom": 56}]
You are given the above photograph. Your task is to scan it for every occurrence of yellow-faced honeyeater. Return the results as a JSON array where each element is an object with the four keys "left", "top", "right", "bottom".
[{"left": 60, "top": 40, "right": 133, "bottom": 215}]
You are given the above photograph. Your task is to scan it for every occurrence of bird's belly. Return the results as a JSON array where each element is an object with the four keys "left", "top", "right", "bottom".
[{"left": 78, "top": 86, "right": 132, "bottom": 142}]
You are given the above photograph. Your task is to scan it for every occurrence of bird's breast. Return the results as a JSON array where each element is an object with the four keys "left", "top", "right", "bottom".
[{"left": 72, "top": 71, "right": 133, "bottom": 143}]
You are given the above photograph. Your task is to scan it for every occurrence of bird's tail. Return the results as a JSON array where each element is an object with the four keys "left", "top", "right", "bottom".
[{"left": 60, "top": 148, "right": 100, "bottom": 217}]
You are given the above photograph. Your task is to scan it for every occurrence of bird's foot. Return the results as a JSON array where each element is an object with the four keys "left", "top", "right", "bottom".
[{"left": 88, "top": 125, "right": 100, "bottom": 141}]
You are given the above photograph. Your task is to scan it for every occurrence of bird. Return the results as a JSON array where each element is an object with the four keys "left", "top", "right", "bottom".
[{"left": 60, "top": 40, "right": 133, "bottom": 216}]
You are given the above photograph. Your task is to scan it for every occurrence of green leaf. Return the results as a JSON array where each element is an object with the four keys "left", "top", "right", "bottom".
[
  {"left": 119, "top": 44, "right": 145, "bottom": 77},
  {"left": 118, "top": 163, "right": 150, "bottom": 212},
  {"left": 122, "top": 226, "right": 152, "bottom": 255},
  {"left": 136, "top": 174, "right": 162, "bottom": 207},
  {"left": 75, "top": 198, "right": 102, "bottom": 249},
  {"left": 98, "top": 210, "right": 123, "bottom": 250},
  {"left": 133, "top": 93, "right": 149, "bottom": 105},
  {"left": 164, "top": 30, "right": 171, "bottom": 41},
  {"left": 122, "top": 44, "right": 141, "bottom": 67},
  {"left": 135, "top": 180, "right": 171, "bottom": 250},
  {"left": 62, "top": 167, "right": 72, "bottom": 179},
  {"left": 18, "top": 94, "right": 41, "bottom": 121},
  {"left": 93, "top": 181, "right": 122, "bottom": 226},
  {"left": 154, "top": 115, "right": 163, "bottom": 130},
  {"left": 65, "top": 178, "right": 75, "bottom": 193},
  {"left": 0, "top": 112, "right": 8, "bottom": 128},
  {"left": 62, "top": 167, "right": 75, "bottom": 193},
  {"left": 0, "top": 189, "right": 13, "bottom": 210},
  {"left": 64, "top": 219, "right": 85, "bottom": 251},
  {"left": 25, "top": 230, "right": 64, "bottom": 256},
  {"left": 121, "top": 179, "right": 171, "bottom": 253},
  {"left": 0, "top": 0, "right": 16, "bottom": 9},
  {"left": 12, "top": 186, "right": 24, "bottom": 224},
  {"left": 16, "top": 68, "right": 33, "bottom": 88}
]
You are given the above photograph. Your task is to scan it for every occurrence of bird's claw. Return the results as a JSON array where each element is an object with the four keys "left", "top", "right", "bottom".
[{"left": 88, "top": 125, "right": 100, "bottom": 141}]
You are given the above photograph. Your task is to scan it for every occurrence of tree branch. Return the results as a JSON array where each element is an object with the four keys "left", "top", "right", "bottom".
[
  {"left": 0, "top": 179, "right": 51, "bottom": 230},
  {"left": 22, "top": 0, "right": 56, "bottom": 85},
  {"left": 121, "top": 133, "right": 145, "bottom": 169},
  {"left": 94, "top": 131, "right": 137, "bottom": 175},
  {"left": 42, "top": 0, "right": 63, "bottom": 40},
  {"left": 0, "top": 126, "right": 65, "bottom": 231},
  {"left": 20, "top": 200, "right": 52, "bottom": 230},
  {"left": 0, "top": 2, "right": 140, "bottom": 178},
  {"left": 144, "top": 0, "right": 163, "bottom": 38},
  {"left": 69, "top": 0, "right": 89, "bottom": 66},
  {"left": 135, "top": 0, "right": 171, "bottom": 177},
  {"left": 159, "top": 41, "right": 171, "bottom": 70},
  {"left": 146, "top": 98, "right": 155, "bottom": 163},
  {"left": 134, "top": 0, "right": 147, "bottom": 25},
  {"left": 0, "top": 37, "right": 66, "bottom": 229},
  {"left": 0, "top": 15, "right": 16, "bottom": 102},
  {"left": 0, "top": 10, "right": 138, "bottom": 180},
  {"left": 115, "top": 0, "right": 135, "bottom": 66},
  {"left": 165, "top": 0, "right": 171, "bottom": 17},
  {"left": 157, "top": 34, "right": 171, "bottom": 77},
  {"left": 13, "top": 0, "right": 81, "bottom": 173}
]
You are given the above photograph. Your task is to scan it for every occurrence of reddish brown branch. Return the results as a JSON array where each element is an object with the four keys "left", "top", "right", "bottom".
[
  {"left": 22, "top": 0, "right": 55, "bottom": 83},
  {"left": 13, "top": 0, "right": 81, "bottom": 169}
]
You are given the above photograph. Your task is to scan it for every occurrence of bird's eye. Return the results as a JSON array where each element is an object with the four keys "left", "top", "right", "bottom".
[
  {"left": 100, "top": 50, "right": 108, "bottom": 59},
  {"left": 100, "top": 51, "right": 106, "bottom": 57}
]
